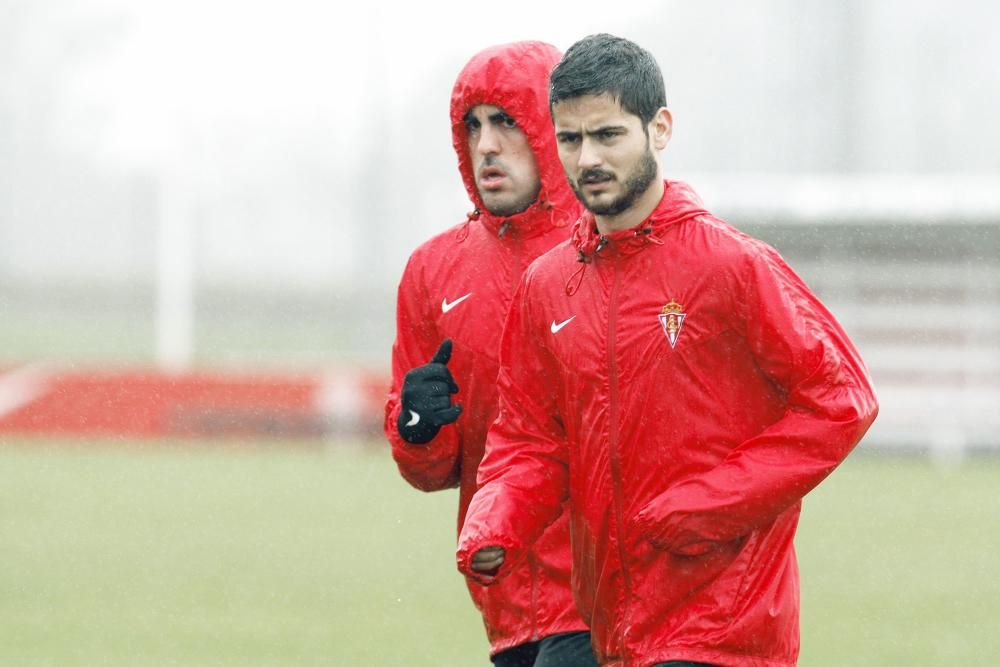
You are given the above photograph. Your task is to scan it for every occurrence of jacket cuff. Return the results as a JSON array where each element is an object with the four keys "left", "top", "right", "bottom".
[{"left": 456, "top": 536, "right": 525, "bottom": 587}]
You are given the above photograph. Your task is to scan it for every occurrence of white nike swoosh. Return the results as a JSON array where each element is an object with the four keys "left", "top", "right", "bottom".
[
  {"left": 405, "top": 410, "right": 420, "bottom": 426},
  {"left": 441, "top": 293, "right": 472, "bottom": 313},
  {"left": 550, "top": 316, "right": 576, "bottom": 334}
]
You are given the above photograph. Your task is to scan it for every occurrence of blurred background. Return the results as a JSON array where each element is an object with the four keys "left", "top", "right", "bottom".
[{"left": 1, "top": 0, "right": 998, "bottom": 665}]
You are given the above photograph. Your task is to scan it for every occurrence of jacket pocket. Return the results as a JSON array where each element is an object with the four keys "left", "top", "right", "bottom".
[{"left": 628, "top": 532, "right": 752, "bottom": 641}]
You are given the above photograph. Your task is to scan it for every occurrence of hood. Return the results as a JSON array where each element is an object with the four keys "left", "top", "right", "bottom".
[
  {"left": 571, "top": 180, "right": 710, "bottom": 259},
  {"left": 451, "top": 41, "right": 577, "bottom": 236}
]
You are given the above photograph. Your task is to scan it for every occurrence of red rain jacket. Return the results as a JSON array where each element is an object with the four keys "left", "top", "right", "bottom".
[
  {"left": 457, "top": 181, "right": 878, "bottom": 666},
  {"left": 384, "top": 42, "right": 587, "bottom": 655}
]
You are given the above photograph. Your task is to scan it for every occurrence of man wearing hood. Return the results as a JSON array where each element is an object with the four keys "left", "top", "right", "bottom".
[
  {"left": 385, "top": 42, "right": 597, "bottom": 666},
  {"left": 458, "top": 34, "right": 879, "bottom": 667}
]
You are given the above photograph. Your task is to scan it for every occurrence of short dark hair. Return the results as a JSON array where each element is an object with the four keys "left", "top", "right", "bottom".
[{"left": 549, "top": 34, "right": 667, "bottom": 125}]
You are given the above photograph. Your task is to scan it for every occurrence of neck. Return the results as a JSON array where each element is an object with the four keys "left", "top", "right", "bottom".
[{"left": 593, "top": 178, "right": 665, "bottom": 235}]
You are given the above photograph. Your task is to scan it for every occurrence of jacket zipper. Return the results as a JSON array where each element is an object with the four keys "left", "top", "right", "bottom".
[{"left": 607, "top": 256, "right": 633, "bottom": 652}]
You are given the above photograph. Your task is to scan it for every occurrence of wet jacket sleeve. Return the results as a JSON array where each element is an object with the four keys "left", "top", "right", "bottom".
[
  {"left": 636, "top": 244, "right": 879, "bottom": 555},
  {"left": 384, "top": 254, "right": 462, "bottom": 492},
  {"left": 457, "top": 276, "right": 569, "bottom": 585}
]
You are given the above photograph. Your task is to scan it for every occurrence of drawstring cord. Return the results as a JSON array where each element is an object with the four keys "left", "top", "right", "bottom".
[
  {"left": 565, "top": 252, "right": 589, "bottom": 296},
  {"left": 455, "top": 209, "right": 479, "bottom": 242},
  {"left": 637, "top": 226, "right": 663, "bottom": 245},
  {"left": 566, "top": 231, "right": 605, "bottom": 296}
]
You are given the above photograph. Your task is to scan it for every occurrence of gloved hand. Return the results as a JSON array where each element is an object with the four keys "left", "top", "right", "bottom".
[{"left": 397, "top": 339, "right": 463, "bottom": 444}]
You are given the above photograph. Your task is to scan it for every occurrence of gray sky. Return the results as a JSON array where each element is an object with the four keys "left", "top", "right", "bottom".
[{"left": 3, "top": 0, "right": 998, "bottom": 288}]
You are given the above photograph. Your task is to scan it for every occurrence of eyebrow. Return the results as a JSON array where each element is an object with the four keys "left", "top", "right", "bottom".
[
  {"left": 587, "top": 125, "right": 627, "bottom": 136},
  {"left": 488, "top": 111, "right": 514, "bottom": 123},
  {"left": 557, "top": 124, "right": 627, "bottom": 137},
  {"left": 462, "top": 110, "right": 514, "bottom": 125}
]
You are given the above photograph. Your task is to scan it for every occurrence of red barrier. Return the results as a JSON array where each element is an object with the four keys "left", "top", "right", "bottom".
[{"left": 0, "top": 367, "right": 389, "bottom": 439}]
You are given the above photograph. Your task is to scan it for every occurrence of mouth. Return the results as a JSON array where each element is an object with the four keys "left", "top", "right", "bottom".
[
  {"left": 478, "top": 166, "right": 507, "bottom": 191},
  {"left": 579, "top": 174, "right": 613, "bottom": 193}
]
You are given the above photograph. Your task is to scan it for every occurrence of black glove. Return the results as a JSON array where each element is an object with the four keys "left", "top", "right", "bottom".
[{"left": 397, "top": 339, "right": 463, "bottom": 444}]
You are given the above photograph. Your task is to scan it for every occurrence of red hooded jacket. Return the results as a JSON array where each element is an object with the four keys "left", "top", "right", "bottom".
[
  {"left": 384, "top": 42, "right": 587, "bottom": 655},
  {"left": 457, "top": 181, "right": 878, "bottom": 666}
]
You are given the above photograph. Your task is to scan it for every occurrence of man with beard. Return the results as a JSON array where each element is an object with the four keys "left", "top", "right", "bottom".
[
  {"left": 385, "top": 42, "right": 598, "bottom": 666},
  {"left": 458, "top": 34, "right": 878, "bottom": 667}
]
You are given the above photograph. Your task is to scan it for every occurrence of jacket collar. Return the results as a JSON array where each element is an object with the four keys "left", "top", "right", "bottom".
[
  {"left": 468, "top": 199, "right": 576, "bottom": 240},
  {"left": 571, "top": 180, "right": 709, "bottom": 259}
]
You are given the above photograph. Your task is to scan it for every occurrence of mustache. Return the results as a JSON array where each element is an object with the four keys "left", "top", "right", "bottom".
[
  {"left": 578, "top": 169, "right": 615, "bottom": 184},
  {"left": 478, "top": 155, "right": 508, "bottom": 174}
]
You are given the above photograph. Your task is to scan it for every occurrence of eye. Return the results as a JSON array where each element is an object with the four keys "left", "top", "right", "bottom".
[
  {"left": 558, "top": 133, "right": 581, "bottom": 146},
  {"left": 464, "top": 117, "right": 481, "bottom": 133},
  {"left": 501, "top": 115, "right": 517, "bottom": 129}
]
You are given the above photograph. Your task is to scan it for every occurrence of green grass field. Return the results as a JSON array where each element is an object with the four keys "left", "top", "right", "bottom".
[{"left": 0, "top": 441, "right": 997, "bottom": 666}]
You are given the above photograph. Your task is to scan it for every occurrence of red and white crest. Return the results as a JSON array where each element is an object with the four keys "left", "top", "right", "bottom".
[{"left": 658, "top": 300, "right": 686, "bottom": 348}]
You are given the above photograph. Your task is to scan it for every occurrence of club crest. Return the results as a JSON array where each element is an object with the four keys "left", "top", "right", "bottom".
[{"left": 658, "top": 300, "right": 686, "bottom": 348}]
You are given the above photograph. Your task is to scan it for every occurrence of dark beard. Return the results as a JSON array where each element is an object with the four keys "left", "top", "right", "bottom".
[{"left": 571, "top": 148, "right": 658, "bottom": 217}]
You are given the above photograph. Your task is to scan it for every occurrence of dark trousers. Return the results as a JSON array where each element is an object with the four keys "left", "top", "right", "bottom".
[{"left": 492, "top": 631, "right": 599, "bottom": 667}]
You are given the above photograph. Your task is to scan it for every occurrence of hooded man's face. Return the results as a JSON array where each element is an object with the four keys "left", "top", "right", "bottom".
[{"left": 464, "top": 104, "right": 541, "bottom": 217}]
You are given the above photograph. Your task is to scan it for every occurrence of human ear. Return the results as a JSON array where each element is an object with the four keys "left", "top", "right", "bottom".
[{"left": 650, "top": 107, "right": 672, "bottom": 151}]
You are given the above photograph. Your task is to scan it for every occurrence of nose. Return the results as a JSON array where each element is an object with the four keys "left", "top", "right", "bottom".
[
  {"left": 475, "top": 123, "right": 502, "bottom": 157},
  {"left": 578, "top": 137, "right": 602, "bottom": 171}
]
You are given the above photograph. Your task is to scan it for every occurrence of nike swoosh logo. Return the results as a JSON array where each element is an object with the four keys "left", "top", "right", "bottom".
[
  {"left": 441, "top": 293, "right": 472, "bottom": 313},
  {"left": 550, "top": 316, "right": 575, "bottom": 334},
  {"left": 405, "top": 410, "right": 420, "bottom": 426}
]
